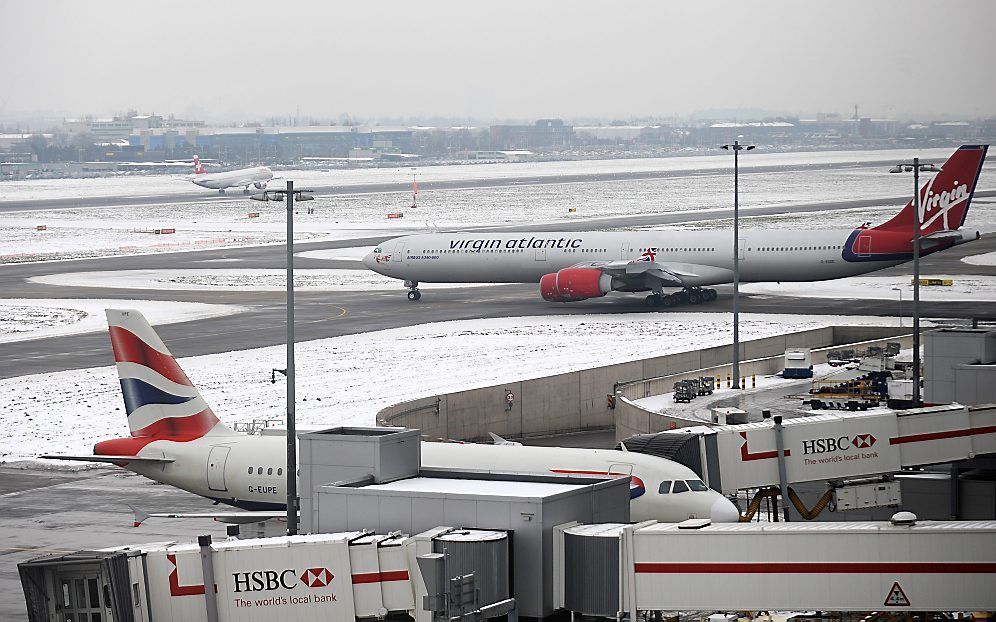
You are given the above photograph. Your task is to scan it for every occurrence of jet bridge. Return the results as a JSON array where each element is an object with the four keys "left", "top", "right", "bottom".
[{"left": 620, "top": 403, "right": 996, "bottom": 495}]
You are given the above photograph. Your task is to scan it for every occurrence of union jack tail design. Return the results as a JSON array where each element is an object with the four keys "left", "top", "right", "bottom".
[
  {"left": 192, "top": 155, "right": 206, "bottom": 175},
  {"left": 95, "top": 310, "right": 231, "bottom": 456}
]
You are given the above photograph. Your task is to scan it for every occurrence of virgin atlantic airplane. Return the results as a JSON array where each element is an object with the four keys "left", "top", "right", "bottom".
[{"left": 363, "top": 145, "right": 988, "bottom": 306}]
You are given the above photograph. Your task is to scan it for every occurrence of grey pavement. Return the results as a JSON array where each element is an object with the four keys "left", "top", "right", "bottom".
[{"left": 4, "top": 194, "right": 996, "bottom": 379}]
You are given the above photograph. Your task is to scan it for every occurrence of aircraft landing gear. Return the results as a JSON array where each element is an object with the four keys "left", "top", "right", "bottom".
[
  {"left": 684, "top": 287, "right": 718, "bottom": 304},
  {"left": 647, "top": 288, "right": 717, "bottom": 309},
  {"left": 405, "top": 280, "right": 421, "bottom": 301}
]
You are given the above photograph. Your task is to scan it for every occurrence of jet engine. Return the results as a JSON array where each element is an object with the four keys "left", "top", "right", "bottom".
[
  {"left": 254, "top": 181, "right": 267, "bottom": 190},
  {"left": 540, "top": 268, "right": 613, "bottom": 302}
]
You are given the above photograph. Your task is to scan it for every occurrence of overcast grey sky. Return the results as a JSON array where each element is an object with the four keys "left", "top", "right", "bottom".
[{"left": 2, "top": 0, "right": 995, "bottom": 123}]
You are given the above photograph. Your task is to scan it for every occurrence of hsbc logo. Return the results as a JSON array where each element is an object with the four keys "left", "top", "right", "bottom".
[
  {"left": 232, "top": 567, "right": 334, "bottom": 593},
  {"left": 300, "top": 568, "right": 333, "bottom": 588},
  {"left": 802, "top": 433, "right": 877, "bottom": 455},
  {"left": 852, "top": 433, "right": 877, "bottom": 449}
]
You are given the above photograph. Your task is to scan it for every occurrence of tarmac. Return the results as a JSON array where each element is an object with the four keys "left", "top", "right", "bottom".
[{"left": 3, "top": 200, "right": 996, "bottom": 379}]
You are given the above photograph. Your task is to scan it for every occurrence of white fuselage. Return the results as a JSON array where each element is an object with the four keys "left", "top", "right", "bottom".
[
  {"left": 124, "top": 433, "right": 739, "bottom": 522},
  {"left": 191, "top": 166, "right": 273, "bottom": 191},
  {"left": 362, "top": 229, "right": 901, "bottom": 287}
]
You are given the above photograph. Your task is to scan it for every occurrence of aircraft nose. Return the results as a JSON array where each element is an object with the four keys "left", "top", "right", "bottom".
[
  {"left": 362, "top": 251, "right": 378, "bottom": 271},
  {"left": 710, "top": 495, "right": 741, "bottom": 523}
]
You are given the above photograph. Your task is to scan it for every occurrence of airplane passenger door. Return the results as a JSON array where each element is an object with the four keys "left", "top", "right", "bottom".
[
  {"left": 207, "top": 445, "right": 230, "bottom": 492},
  {"left": 620, "top": 243, "right": 629, "bottom": 260},
  {"left": 738, "top": 239, "right": 748, "bottom": 261},
  {"left": 391, "top": 241, "right": 404, "bottom": 263},
  {"left": 535, "top": 248, "right": 547, "bottom": 261}
]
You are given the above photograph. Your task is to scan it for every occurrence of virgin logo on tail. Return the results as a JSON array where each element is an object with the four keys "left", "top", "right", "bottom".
[
  {"left": 193, "top": 155, "right": 206, "bottom": 175},
  {"left": 918, "top": 177, "right": 970, "bottom": 231}
]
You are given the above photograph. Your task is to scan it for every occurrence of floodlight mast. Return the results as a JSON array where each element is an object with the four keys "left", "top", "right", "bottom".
[
  {"left": 250, "top": 181, "right": 314, "bottom": 535},
  {"left": 889, "top": 158, "right": 939, "bottom": 408},
  {"left": 720, "top": 139, "right": 755, "bottom": 391}
]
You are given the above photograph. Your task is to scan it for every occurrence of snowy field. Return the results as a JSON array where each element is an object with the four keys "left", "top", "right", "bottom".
[
  {"left": 29, "top": 268, "right": 494, "bottom": 292},
  {"left": 740, "top": 274, "right": 996, "bottom": 301},
  {"left": 962, "top": 250, "right": 996, "bottom": 266},
  {"left": 0, "top": 147, "right": 965, "bottom": 202},
  {"left": 4, "top": 148, "right": 995, "bottom": 264},
  {"left": 0, "top": 299, "right": 245, "bottom": 343},
  {"left": 1, "top": 313, "right": 905, "bottom": 464}
]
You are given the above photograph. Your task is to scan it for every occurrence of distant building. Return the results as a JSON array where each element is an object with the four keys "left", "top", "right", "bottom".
[
  {"left": 63, "top": 118, "right": 133, "bottom": 141},
  {"left": 490, "top": 119, "right": 574, "bottom": 149}
]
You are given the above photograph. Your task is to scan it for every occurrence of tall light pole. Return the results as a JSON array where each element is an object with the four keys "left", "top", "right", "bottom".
[
  {"left": 721, "top": 139, "right": 755, "bottom": 390},
  {"left": 889, "top": 158, "right": 939, "bottom": 408},
  {"left": 251, "top": 181, "right": 314, "bottom": 535}
]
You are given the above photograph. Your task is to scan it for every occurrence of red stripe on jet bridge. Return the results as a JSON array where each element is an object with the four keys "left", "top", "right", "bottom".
[
  {"left": 739, "top": 432, "right": 791, "bottom": 461},
  {"left": 167, "top": 554, "right": 217, "bottom": 596},
  {"left": 634, "top": 562, "right": 996, "bottom": 574},
  {"left": 351, "top": 570, "right": 410, "bottom": 584},
  {"left": 109, "top": 326, "right": 192, "bottom": 386},
  {"left": 889, "top": 425, "right": 996, "bottom": 445}
]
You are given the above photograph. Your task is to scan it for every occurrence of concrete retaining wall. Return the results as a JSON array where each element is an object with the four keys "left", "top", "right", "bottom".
[{"left": 376, "top": 326, "right": 911, "bottom": 443}]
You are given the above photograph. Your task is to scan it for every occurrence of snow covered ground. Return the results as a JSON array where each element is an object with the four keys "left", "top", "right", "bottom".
[
  {"left": 0, "top": 299, "right": 245, "bottom": 343},
  {"left": 4, "top": 148, "right": 995, "bottom": 264},
  {"left": 1, "top": 312, "right": 902, "bottom": 463},
  {"left": 962, "top": 250, "right": 996, "bottom": 266},
  {"left": 740, "top": 274, "right": 996, "bottom": 301},
  {"left": 29, "top": 268, "right": 495, "bottom": 292}
]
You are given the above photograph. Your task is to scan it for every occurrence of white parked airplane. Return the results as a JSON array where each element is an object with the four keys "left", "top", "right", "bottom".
[
  {"left": 363, "top": 145, "right": 988, "bottom": 304},
  {"left": 188, "top": 155, "right": 274, "bottom": 193},
  {"left": 41, "top": 309, "right": 739, "bottom": 524}
]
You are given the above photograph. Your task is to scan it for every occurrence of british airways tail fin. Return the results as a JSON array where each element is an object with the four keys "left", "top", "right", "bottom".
[
  {"left": 876, "top": 144, "right": 988, "bottom": 234},
  {"left": 95, "top": 310, "right": 232, "bottom": 456}
]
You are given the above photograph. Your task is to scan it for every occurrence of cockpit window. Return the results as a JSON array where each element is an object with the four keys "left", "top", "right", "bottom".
[
  {"left": 687, "top": 480, "right": 709, "bottom": 491},
  {"left": 672, "top": 480, "right": 689, "bottom": 493},
  {"left": 373, "top": 247, "right": 382, "bottom": 253},
  {"left": 658, "top": 480, "right": 671, "bottom": 494}
]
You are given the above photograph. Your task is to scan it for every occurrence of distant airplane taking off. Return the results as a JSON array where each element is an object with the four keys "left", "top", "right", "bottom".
[
  {"left": 364, "top": 144, "right": 988, "bottom": 304},
  {"left": 189, "top": 155, "right": 274, "bottom": 193}
]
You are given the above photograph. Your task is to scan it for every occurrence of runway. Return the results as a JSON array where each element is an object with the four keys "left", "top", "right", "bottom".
[
  {"left": 3, "top": 157, "right": 980, "bottom": 212},
  {"left": 2, "top": 222, "right": 995, "bottom": 379}
]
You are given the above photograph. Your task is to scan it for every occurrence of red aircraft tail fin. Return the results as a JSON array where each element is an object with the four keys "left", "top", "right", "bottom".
[{"left": 875, "top": 144, "right": 988, "bottom": 235}]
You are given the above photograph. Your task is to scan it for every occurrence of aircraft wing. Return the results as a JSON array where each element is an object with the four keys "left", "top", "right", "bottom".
[
  {"left": 129, "top": 505, "right": 285, "bottom": 527},
  {"left": 568, "top": 259, "right": 704, "bottom": 288},
  {"left": 40, "top": 454, "right": 174, "bottom": 465}
]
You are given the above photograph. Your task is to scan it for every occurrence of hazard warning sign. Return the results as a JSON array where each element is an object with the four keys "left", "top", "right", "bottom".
[{"left": 883, "top": 581, "right": 911, "bottom": 607}]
